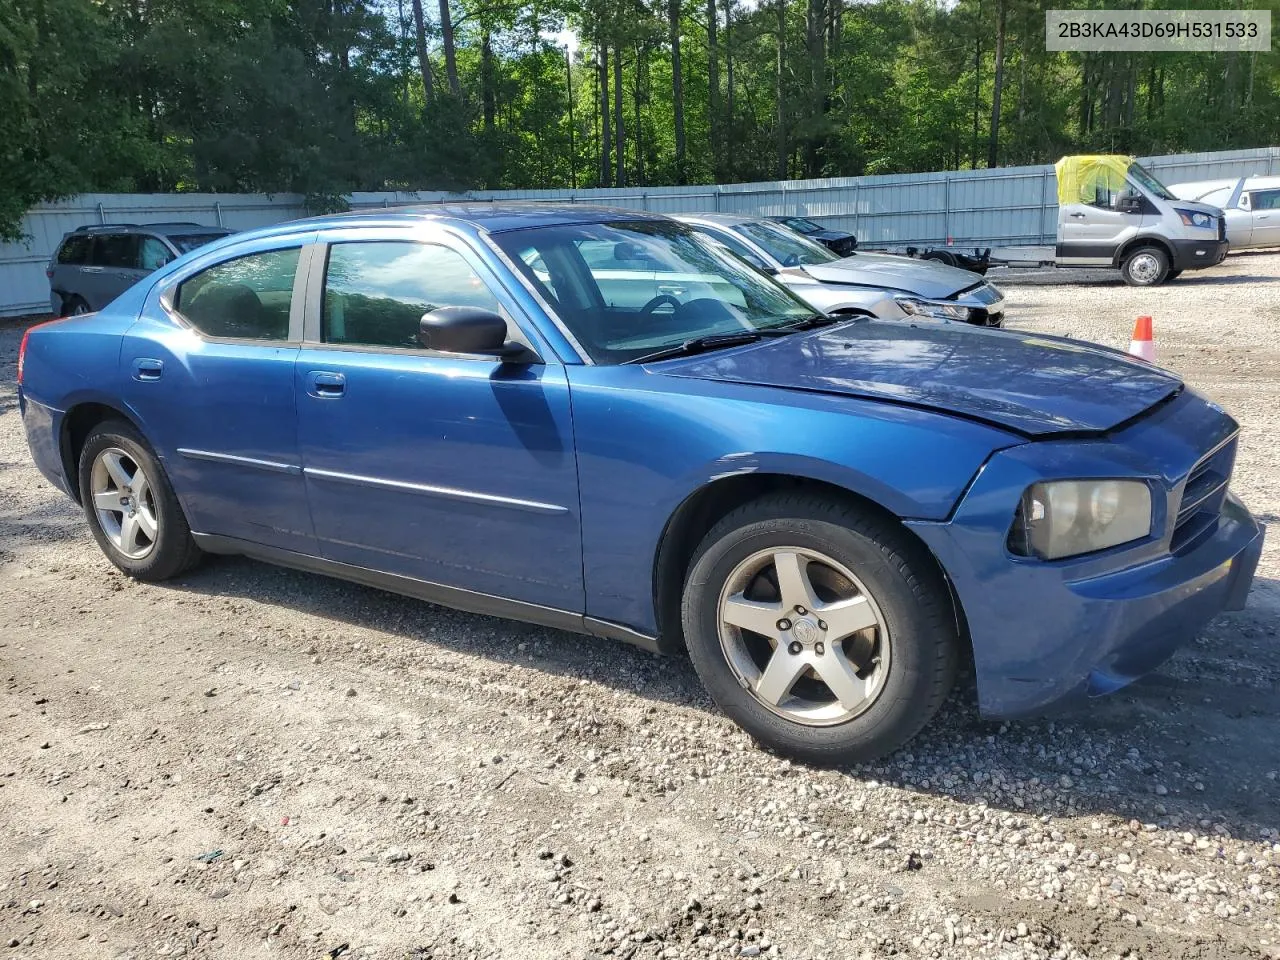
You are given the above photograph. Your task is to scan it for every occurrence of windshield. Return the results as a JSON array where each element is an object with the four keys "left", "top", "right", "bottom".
[
  {"left": 494, "top": 220, "right": 816, "bottom": 364},
  {"left": 733, "top": 220, "right": 840, "bottom": 267},
  {"left": 781, "top": 217, "right": 824, "bottom": 234},
  {"left": 1127, "top": 162, "right": 1176, "bottom": 202},
  {"left": 170, "top": 233, "right": 229, "bottom": 253}
]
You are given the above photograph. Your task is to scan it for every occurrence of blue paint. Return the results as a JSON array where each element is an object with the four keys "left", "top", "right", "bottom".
[{"left": 17, "top": 204, "right": 1264, "bottom": 722}]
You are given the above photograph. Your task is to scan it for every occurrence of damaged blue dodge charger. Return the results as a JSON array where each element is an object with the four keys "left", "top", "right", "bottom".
[{"left": 17, "top": 205, "right": 1264, "bottom": 763}]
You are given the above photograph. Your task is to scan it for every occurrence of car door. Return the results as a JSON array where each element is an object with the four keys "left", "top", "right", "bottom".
[
  {"left": 1246, "top": 189, "right": 1280, "bottom": 247},
  {"left": 121, "top": 236, "right": 316, "bottom": 554},
  {"left": 1057, "top": 166, "right": 1142, "bottom": 265},
  {"left": 92, "top": 234, "right": 146, "bottom": 308},
  {"left": 294, "top": 227, "right": 583, "bottom": 613}
]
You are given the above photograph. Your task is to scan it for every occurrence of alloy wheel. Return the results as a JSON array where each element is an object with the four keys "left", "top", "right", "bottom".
[
  {"left": 90, "top": 447, "right": 159, "bottom": 560},
  {"left": 716, "top": 547, "right": 890, "bottom": 726}
]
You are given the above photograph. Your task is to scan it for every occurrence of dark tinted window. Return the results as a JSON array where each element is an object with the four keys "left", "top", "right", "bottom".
[
  {"left": 139, "top": 237, "right": 172, "bottom": 271},
  {"left": 322, "top": 241, "right": 501, "bottom": 349},
  {"left": 56, "top": 235, "right": 93, "bottom": 264},
  {"left": 171, "top": 233, "right": 229, "bottom": 254},
  {"left": 176, "top": 247, "right": 299, "bottom": 340},
  {"left": 94, "top": 234, "right": 141, "bottom": 269}
]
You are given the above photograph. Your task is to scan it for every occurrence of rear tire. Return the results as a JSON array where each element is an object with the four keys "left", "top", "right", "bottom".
[
  {"left": 63, "top": 295, "right": 91, "bottom": 317},
  {"left": 680, "top": 493, "right": 959, "bottom": 765},
  {"left": 1120, "top": 245, "right": 1170, "bottom": 286},
  {"left": 78, "top": 421, "right": 202, "bottom": 581}
]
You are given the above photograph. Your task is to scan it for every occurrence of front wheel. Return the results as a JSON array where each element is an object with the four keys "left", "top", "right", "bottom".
[
  {"left": 681, "top": 493, "right": 959, "bottom": 765},
  {"left": 78, "top": 421, "right": 202, "bottom": 581},
  {"left": 1120, "top": 246, "right": 1170, "bottom": 286}
]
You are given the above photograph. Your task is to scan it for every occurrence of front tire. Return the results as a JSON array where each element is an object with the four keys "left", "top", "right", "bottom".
[
  {"left": 78, "top": 421, "right": 202, "bottom": 581},
  {"left": 1120, "top": 245, "right": 1170, "bottom": 286},
  {"left": 63, "top": 295, "right": 91, "bottom": 317},
  {"left": 681, "top": 493, "right": 959, "bottom": 765}
]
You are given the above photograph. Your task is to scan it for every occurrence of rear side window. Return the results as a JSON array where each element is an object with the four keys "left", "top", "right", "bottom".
[
  {"left": 95, "top": 234, "right": 141, "bottom": 269},
  {"left": 322, "top": 241, "right": 501, "bottom": 349},
  {"left": 176, "top": 247, "right": 300, "bottom": 341},
  {"left": 56, "top": 235, "right": 92, "bottom": 264}
]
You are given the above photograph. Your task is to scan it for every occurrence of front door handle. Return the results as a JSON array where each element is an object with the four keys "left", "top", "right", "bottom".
[
  {"left": 306, "top": 370, "right": 346, "bottom": 399},
  {"left": 1068, "top": 212, "right": 1087, "bottom": 219},
  {"left": 132, "top": 358, "right": 164, "bottom": 381}
]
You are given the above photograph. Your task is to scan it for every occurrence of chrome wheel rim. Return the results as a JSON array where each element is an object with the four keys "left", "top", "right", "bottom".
[
  {"left": 717, "top": 547, "right": 890, "bottom": 727},
  {"left": 91, "top": 448, "right": 159, "bottom": 560},
  {"left": 1129, "top": 253, "right": 1161, "bottom": 284}
]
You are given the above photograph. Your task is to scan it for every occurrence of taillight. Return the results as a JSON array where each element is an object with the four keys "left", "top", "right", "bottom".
[
  {"left": 17, "top": 319, "right": 60, "bottom": 386},
  {"left": 17, "top": 327, "right": 32, "bottom": 384}
]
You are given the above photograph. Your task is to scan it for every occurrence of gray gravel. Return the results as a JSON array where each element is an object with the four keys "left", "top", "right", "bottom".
[{"left": 1, "top": 250, "right": 1278, "bottom": 959}]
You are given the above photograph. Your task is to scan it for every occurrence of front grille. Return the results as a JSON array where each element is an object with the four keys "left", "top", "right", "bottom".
[{"left": 1170, "top": 437, "right": 1236, "bottom": 552}]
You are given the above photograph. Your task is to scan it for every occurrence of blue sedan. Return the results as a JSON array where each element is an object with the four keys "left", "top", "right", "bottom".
[{"left": 16, "top": 204, "right": 1264, "bottom": 763}]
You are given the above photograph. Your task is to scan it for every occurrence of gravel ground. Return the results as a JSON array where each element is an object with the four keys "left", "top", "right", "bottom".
[{"left": 2, "top": 251, "right": 1279, "bottom": 960}]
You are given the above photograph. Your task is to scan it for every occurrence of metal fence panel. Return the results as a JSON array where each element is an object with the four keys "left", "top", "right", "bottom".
[{"left": 4, "top": 147, "right": 1277, "bottom": 317}]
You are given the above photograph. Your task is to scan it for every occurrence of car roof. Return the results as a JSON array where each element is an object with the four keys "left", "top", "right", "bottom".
[
  {"left": 1242, "top": 176, "right": 1280, "bottom": 191},
  {"left": 68, "top": 222, "right": 234, "bottom": 238},
  {"left": 671, "top": 213, "right": 759, "bottom": 227},
  {"left": 286, "top": 202, "right": 671, "bottom": 235}
]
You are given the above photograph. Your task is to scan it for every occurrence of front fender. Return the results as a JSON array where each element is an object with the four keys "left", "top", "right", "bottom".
[{"left": 567, "top": 365, "right": 1019, "bottom": 634}]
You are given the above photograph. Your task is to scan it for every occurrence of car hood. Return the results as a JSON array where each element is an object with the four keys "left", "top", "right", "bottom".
[
  {"left": 801, "top": 251, "right": 983, "bottom": 299},
  {"left": 1170, "top": 197, "right": 1225, "bottom": 217},
  {"left": 656, "top": 320, "right": 1183, "bottom": 437}
]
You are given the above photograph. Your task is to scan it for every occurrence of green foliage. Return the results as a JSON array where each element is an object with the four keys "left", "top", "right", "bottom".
[{"left": 1, "top": 0, "right": 1278, "bottom": 240}]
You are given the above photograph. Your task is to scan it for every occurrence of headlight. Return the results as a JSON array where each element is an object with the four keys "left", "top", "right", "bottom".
[
  {"left": 1008, "top": 480, "right": 1152, "bottom": 560},
  {"left": 894, "top": 297, "right": 971, "bottom": 322},
  {"left": 1175, "top": 208, "right": 1214, "bottom": 229}
]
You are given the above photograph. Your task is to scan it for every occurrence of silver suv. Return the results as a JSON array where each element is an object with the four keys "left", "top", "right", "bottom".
[{"left": 48, "top": 222, "right": 232, "bottom": 316}]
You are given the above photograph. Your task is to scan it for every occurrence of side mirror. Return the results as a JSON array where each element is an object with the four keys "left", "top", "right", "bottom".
[
  {"left": 1117, "top": 191, "right": 1143, "bottom": 213},
  {"left": 419, "top": 306, "right": 535, "bottom": 362}
]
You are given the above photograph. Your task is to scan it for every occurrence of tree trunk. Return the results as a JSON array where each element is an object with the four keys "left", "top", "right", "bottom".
[
  {"left": 970, "top": 0, "right": 981, "bottom": 168},
  {"left": 775, "top": 0, "right": 787, "bottom": 179},
  {"left": 409, "top": 0, "right": 435, "bottom": 102},
  {"left": 987, "top": 0, "right": 1005, "bottom": 168},
  {"left": 599, "top": 43, "right": 611, "bottom": 185},
  {"left": 481, "top": 28, "right": 496, "bottom": 132},
  {"left": 706, "top": 0, "right": 721, "bottom": 180},
  {"left": 804, "top": 0, "right": 827, "bottom": 177},
  {"left": 669, "top": 0, "right": 686, "bottom": 183},
  {"left": 437, "top": 0, "right": 460, "bottom": 96},
  {"left": 723, "top": 0, "right": 734, "bottom": 180},
  {"left": 613, "top": 41, "right": 625, "bottom": 187},
  {"left": 634, "top": 45, "right": 646, "bottom": 185}
]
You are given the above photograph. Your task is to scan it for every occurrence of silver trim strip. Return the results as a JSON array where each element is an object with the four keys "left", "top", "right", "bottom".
[
  {"left": 303, "top": 467, "right": 568, "bottom": 515},
  {"left": 177, "top": 448, "right": 301, "bottom": 474}
]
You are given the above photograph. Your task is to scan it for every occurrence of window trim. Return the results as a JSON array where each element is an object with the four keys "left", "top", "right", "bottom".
[
  {"left": 302, "top": 235, "right": 544, "bottom": 364},
  {"left": 158, "top": 241, "right": 313, "bottom": 346}
]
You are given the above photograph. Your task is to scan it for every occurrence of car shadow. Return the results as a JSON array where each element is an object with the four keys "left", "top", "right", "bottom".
[{"left": 167, "top": 553, "right": 1280, "bottom": 844}]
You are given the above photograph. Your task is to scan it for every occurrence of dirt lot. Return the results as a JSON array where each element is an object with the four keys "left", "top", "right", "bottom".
[{"left": 2, "top": 252, "right": 1279, "bottom": 960}]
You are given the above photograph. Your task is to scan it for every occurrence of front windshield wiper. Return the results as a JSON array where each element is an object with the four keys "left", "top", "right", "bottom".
[
  {"left": 766, "top": 313, "right": 852, "bottom": 332},
  {"left": 624, "top": 332, "right": 768, "bottom": 365}
]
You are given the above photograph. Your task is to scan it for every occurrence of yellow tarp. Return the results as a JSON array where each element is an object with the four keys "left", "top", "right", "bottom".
[{"left": 1055, "top": 155, "right": 1133, "bottom": 206}]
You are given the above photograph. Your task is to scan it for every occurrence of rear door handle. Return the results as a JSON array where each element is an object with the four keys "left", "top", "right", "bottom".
[
  {"left": 132, "top": 358, "right": 164, "bottom": 381},
  {"left": 306, "top": 370, "right": 346, "bottom": 398}
]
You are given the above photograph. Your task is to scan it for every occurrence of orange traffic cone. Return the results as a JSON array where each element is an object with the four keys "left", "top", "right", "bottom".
[{"left": 1128, "top": 315, "right": 1155, "bottom": 363}]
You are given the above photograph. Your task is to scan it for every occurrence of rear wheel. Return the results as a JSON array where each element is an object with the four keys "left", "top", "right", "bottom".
[
  {"left": 78, "top": 421, "right": 202, "bottom": 580},
  {"left": 681, "top": 493, "right": 959, "bottom": 765},
  {"left": 1120, "top": 245, "right": 1170, "bottom": 286},
  {"left": 63, "top": 295, "right": 91, "bottom": 317}
]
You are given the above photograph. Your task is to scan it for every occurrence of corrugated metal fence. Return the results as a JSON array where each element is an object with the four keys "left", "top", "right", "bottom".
[{"left": 3, "top": 146, "right": 1277, "bottom": 317}]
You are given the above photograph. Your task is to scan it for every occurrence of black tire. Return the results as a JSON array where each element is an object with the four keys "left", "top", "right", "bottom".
[
  {"left": 921, "top": 250, "right": 958, "bottom": 268},
  {"left": 681, "top": 493, "right": 959, "bottom": 766},
  {"left": 63, "top": 295, "right": 91, "bottom": 317},
  {"left": 1120, "top": 245, "right": 1170, "bottom": 286},
  {"left": 78, "top": 420, "right": 202, "bottom": 581}
]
